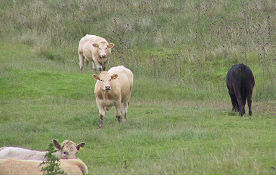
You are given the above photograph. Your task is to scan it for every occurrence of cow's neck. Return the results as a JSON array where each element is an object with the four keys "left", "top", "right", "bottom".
[{"left": 102, "top": 90, "right": 110, "bottom": 100}]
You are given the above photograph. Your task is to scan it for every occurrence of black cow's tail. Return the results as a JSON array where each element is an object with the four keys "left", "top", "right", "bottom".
[{"left": 240, "top": 64, "right": 246, "bottom": 101}]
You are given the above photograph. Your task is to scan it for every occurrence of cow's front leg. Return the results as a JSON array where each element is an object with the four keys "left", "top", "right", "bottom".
[
  {"left": 94, "top": 61, "right": 103, "bottom": 73},
  {"left": 97, "top": 100, "right": 105, "bottom": 128},
  {"left": 114, "top": 102, "right": 122, "bottom": 124},
  {"left": 100, "top": 114, "right": 104, "bottom": 128},
  {"left": 122, "top": 101, "right": 129, "bottom": 123}
]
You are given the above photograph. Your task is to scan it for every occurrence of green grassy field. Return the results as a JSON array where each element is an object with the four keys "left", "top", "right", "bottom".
[{"left": 0, "top": 0, "right": 276, "bottom": 175}]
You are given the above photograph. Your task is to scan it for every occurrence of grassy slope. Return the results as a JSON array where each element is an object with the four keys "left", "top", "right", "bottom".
[
  {"left": 0, "top": 0, "right": 276, "bottom": 175},
  {"left": 1, "top": 41, "right": 276, "bottom": 175}
]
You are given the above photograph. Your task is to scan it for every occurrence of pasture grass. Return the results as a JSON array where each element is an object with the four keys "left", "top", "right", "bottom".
[{"left": 0, "top": 0, "right": 276, "bottom": 175}]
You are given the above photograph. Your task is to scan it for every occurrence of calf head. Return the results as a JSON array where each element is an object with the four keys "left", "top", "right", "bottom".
[
  {"left": 92, "top": 42, "right": 114, "bottom": 58},
  {"left": 93, "top": 72, "right": 118, "bottom": 91},
  {"left": 52, "top": 139, "right": 85, "bottom": 159}
]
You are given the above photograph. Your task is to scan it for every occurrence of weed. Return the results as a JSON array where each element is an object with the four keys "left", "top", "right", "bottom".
[{"left": 39, "top": 143, "right": 67, "bottom": 175}]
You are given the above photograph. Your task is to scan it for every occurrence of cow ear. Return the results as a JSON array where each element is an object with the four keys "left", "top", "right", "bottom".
[
  {"left": 76, "top": 142, "right": 85, "bottom": 150},
  {"left": 93, "top": 74, "right": 100, "bottom": 80},
  {"left": 92, "top": 43, "right": 99, "bottom": 48},
  {"left": 108, "top": 43, "right": 114, "bottom": 48},
  {"left": 111, "top": 74, "right": 118, "bottom": 80},
  {"left": 52, "top": 139, "right": 61, "bottom": 150}
]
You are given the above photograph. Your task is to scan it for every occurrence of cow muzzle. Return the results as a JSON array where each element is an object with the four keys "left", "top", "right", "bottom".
[
  {"left": 100, "top": 54, "right": 107, "bottom": 58},
  {"left": 104, "top": 85, "right": 111, "bottom": 91}
]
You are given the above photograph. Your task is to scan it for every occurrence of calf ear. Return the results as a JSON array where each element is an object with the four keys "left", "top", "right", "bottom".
[
  {"left": 111, "top": 74, "right": 118, "bottom": 80},
  {"left": 93, "top": 74, "right": 100, "bottom": 80},
  {"left": 92, "top": 43, "right": 99, "bottom": 48},
  {"left": 108, "top": 43, "right": 114, "bottom": 48},
  {"left": 76, "top": 142, "right": 86, "bottom": 150},
  {"left": 52, "top": 139, "right": 61, "bottom": 150}
]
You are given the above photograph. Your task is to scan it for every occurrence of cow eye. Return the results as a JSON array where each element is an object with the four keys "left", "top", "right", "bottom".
[
  {"left": 109, "top": 79, "right": 111, "bottom": 81},
  {"left": 100, "top": 79, "right": 103, "bottom": 81},
  {"left": 63, "top": 152, "right": 68, "bottom": 155}
]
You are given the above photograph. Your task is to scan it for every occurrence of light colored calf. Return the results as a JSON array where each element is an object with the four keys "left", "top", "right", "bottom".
[
  {"left": 0, "top": 158, "right": 88, "bottom": 175},
  {"left": 0, "top": 139, "right": 85, "bottom": 160},
  {"left": 78, "top": 34, "right": 114, "bottom": 72},
  {"left": 93, "top": 65, "right": 134, "bottom": 128}
]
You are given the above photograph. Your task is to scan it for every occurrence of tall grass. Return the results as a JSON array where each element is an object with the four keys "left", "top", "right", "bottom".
[{"left": 1, "top": 0, "right": 275, "bottom": 100}]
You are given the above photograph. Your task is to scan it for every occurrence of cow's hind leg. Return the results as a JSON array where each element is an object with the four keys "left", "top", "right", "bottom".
[
  {"left": 233, "top": 89, "right": 244, "bottom": 116},
  {"left": 92, "top": 61, "right": 97, "bottom": 73},
  {"left": 79, "top": 52, "right": 84, "bottom": 71},
  {"left": 247, "top": 92, "right": 253, "bottom": 116},
  {"left": 229, "top": 91, "right": 238, "bottom": 112},
  {"left": 237, "top": 96, "right": 245, "bottom": 117}
]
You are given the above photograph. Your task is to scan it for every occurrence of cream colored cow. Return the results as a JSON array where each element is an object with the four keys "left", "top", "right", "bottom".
[
  {"left": 0, "top": 158, "right": 88, "bottom": 175},
  {"left": 93, "top": 65, "right": 134, "bottom": 128},
  {"left": 78, "top": 34, "right": 114, "bottom": 72},
  {"left": 0, "top": 139, "right": 85, "bottom": 160}
]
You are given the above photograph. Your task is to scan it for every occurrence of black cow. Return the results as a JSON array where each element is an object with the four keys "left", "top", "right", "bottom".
[{"left": 226, "top": 64, "right": 255, "bottom": 116}]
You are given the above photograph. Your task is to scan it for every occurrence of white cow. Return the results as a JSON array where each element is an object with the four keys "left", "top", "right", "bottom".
[
  {"left": 0, "top": 158, "right": 88, "bottom": 175},
  {"left": 78, "top": 34, "right": 114, "bottom": 72},
  {"left": 93, "top": 65, "right": 134, "bottom": 128},
  {"left": 0, "top": 139, "right": 85, "bottom": 160}
]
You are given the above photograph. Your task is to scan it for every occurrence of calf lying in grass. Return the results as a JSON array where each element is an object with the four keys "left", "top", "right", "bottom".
[
  {"left": 0, "top": 158, "right": 88, "bottom": 175},
  {"left": 0, "top": 139, "right": 85, "bottom": 160}
]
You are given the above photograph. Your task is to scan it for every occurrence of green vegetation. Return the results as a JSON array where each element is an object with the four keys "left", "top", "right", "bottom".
[
  {"left": 0, "top": 0, "right": 276, "bottom": 175},
  {"left": 39, "top": 143, "right": 66, "bottom": 175}
]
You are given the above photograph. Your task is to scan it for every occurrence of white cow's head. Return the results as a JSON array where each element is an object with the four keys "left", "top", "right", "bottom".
[
  {"left": 92, "top": 42, "right": 114, "bottom": 59},
  {"left": 93, "top": 71, "right": 118, "bottom": 91},
  {"left": 53, "top": 139, "right": 85, "bottom": 159}
]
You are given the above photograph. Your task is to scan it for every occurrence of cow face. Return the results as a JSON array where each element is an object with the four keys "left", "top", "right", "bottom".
[
  {"left": 92, "top": 42, "right": 114, "bottom": 58},
  {"left": 93, "top": 72, "right": 118, "bottom": 91},
  {"left": 53, "top": 139, "right": 85, "bottom": 159}
]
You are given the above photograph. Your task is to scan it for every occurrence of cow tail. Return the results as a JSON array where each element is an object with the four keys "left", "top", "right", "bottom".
[{"left": 241, "top": 64, "right": 246, "bottom": 99}]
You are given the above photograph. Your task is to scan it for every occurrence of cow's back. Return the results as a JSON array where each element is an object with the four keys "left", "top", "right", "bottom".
[
  {"left": 0, "top": 147, "right": 46, "bottom": 160},
  {"left": 0, "top": 159, "right": 88, "bottom": 175},
  {"left": 79, "top": 35, "right": 97, "bottom": 47},
  {"left": 79, "top": 35, "right": 97, "bottom": 55},
  {"left": 227, "top": 64, "right": 254, "bottom": 91},
  {"left": 108, "top": 66, "right": 133, "bottom": 100},
  {"left": 0, "top": 159, "right": 43, "bottom": 175}
]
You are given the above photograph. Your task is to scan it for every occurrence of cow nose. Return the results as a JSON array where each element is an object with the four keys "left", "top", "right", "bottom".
[
  {"left": 105, "top": 85, "right": 111, "bottom": 90},
  {"left": 101, "top": 54, "right": 106, "bottom": 58}
]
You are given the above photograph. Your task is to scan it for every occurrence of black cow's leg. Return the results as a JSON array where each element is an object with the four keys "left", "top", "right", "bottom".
[
  {"left": 247, "top": 93, "right": 253, "bottom": 116},
  {"left": 237, "top": 98, "right": 244, "bottom": 116},
  {"left": 235, "top": 91, "right": 244, "bottom": 116},
  {"left": 229, "top": 91, "right": 238, "bottom": 112}
]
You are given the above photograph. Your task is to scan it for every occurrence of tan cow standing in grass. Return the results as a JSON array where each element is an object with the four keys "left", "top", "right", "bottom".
[
  {"left": 0, "top": 158, "right": 88, "bottom": 175},
  {"left": 93, "top": 65, "right": 134, "bottom": 128},
  {"left": 78, "top": 34, "right": 114, "bottom": 72},
  {"left": 0, "top": 139, "right": 85, "bottom": 160}
]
